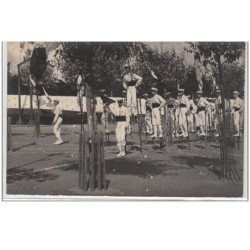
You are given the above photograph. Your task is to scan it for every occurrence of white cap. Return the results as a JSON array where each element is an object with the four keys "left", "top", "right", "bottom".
[{"left": 151, "top": 87, "right": 158, "bottom": 92}]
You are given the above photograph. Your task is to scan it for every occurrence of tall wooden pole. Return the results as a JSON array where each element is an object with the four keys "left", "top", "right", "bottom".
[
  {"left": 16, "top": 64, "right": 24, "bottom": 125},
  {"left": 27, "top": 81, "right": 34, "bottom": 126}
]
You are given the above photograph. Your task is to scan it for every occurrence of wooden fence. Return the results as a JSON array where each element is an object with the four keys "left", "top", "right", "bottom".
[{"left": 79, "top": 130, "right": 106, "bottom": 191}]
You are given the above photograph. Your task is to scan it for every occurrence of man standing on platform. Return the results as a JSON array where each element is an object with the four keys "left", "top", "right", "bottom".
[{"left": 122, "top": 64, "right": 143, "bottom": 117}]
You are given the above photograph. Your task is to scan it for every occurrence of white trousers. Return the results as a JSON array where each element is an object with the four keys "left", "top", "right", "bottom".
[
  {"left": 152, "top": 108, "right": 161, "bottom": 125},
  {"left": 196, "top": 111, "right": 206, "bottom": 127},
  {"left": 116, "top": 122, "right": 126, "bottom": 147},
  {"left": 53, "top": 117, "right": 63, "bottom": 141},
  {"left": 233, "top": 111, "right": 240, "bottom": 133},
  {"left": 126, "top": 86, "right": 137, "bottom": 115},
  {"left": 179, "top": 107, "right": 187, "bottom": 125},
  {"left": 145, "top": 111, "right": 153, "bottom": 134},
  {"left": 151, "top": 108, "right": 163, "bottom": 137}
]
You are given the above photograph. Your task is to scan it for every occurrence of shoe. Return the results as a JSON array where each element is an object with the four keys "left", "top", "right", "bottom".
[
  {"left": 57, "top": 140, "right": 64, "bottom": 145},
  {"left": 199, "top": 133, "right": 206, "bottom": 136},
  {"left": 177, "top": 133, "right": 184, "bottom": 137},
  {"left": 183, "top": 133, "right": 188, "bottom": 138},
  {"left": 53, "top": 141, "right": 59, "bottom": 144},
  {"left": 234, "top": 133, "right": 240, "bottom": 137},
  {"left": 214, "top": 132, "right": 219, "bottom": 137},
  {"left": 116, "top": 152, "right": 125, "bottom": 157}
]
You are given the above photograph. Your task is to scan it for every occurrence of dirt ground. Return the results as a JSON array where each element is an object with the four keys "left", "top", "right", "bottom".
[{"left": 5, "top": 124, "right": 244, "bottom": 198}]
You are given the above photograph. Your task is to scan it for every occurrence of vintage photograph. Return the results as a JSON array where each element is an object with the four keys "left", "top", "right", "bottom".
[{"left": 3, "top": 42, "right": 247, "bottom": 199}]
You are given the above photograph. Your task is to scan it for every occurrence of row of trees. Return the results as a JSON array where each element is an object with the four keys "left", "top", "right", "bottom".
[{"left": 7, "top": 42, "right": 245, "bottom": 98}]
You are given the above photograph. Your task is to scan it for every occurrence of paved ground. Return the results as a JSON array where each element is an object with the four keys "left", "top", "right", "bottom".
[{"left": 6, "top": 124, "right": 244, "bottom": 198}]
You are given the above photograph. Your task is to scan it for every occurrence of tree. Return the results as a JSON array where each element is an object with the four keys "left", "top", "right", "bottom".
[{"left": 187, "top": 42, "right": 245, "bottom": 180}]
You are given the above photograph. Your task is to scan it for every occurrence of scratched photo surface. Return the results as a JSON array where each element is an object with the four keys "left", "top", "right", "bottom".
[{"left": 5, "top": 42, "right": 246, "bottom": 198}]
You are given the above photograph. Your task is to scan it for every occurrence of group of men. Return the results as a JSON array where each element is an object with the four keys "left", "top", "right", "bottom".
[
  {"left": 35, "top": 63, "right": 244, "bottom": 158},
  {"left": 99, "top": 64, "right": 244, "bottom": 157}
]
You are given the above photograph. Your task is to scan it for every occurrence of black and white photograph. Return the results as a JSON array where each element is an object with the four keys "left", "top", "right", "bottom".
[{"left": 3, "top": 41, "right": 247, "bottom": 199}]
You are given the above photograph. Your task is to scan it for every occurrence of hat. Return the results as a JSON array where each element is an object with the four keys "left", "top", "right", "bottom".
[
  {"left": 124, "top": 63, "right": 130, "bottom": 69},
  {"left": 151, "top": 87, "right": 158, "bottom": 92},
  {"left": 165, "top": 92, "right": 171, "bottom": 95},
  {"left": 99, "top": 89, "right": 106, "bottom": 93},
  {"left": 233, "top": 91, "right": 239, "bottom": 95},
  {"left": 178, "top": 89, "right": 184, "bottom": 93},
  {"left": 143, "top": 93, "right": 148, "bottom": 97},
  {"left": 196, "top": 90, "right": 203, "bottom": 94}
]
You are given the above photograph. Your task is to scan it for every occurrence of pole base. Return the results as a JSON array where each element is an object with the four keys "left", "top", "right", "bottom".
[
  {"left": 16, "top": 118, "right": 24, "bottom": 125},
  {"left": 27, "top": 119, "right": 35, "bottom": 127}
]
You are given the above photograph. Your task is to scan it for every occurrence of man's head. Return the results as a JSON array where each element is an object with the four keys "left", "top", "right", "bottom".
[
  {"left": 151, "top": 87, "right": 158, "bottom": 96},
  {"left": 233, "top": 90, "right": 239, "bottom": 98},
  {"left": 122, "top": 90, "right": 127, "bottom": 97},
  {"left": 117, "top": 98, "right": 123, "bottom": 107},
  {"left": 143, "top": 93, "right": 149, "bottom": 99},
  {"left": 163, "top": 89, "right": 171, "bottom": 98},
  {"left": 196, "top": 90, "right": 203, "bottom": 99},
  {"left": 99, "top": 89, "right": 106, "bottom": 96},
  {"left": 124, "top": 64, "right": 131, "bottom": 74},
  {"left": 215, "top": 88, "right": 221, "bottom": 97},
  {"left": 178, "top": 89, "right": 184, "bottom": 97},
  {"left": 53, "top": 100, "right": 59, "bottom": 106}
]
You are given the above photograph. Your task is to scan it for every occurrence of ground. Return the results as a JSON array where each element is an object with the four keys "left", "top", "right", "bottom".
[{"left": 6, "top": 124, "right": 244, "bottom": 198}]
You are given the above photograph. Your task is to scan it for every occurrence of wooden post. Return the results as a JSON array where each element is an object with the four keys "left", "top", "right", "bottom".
[
  {"left": 7, "top": 116, "right": 13, "bottom": 152},
  {"left": 97, "top": 131, "right": 102, "bottom": 190},
  {"left": 101, "top": 133, "right": 106, "bottom": 189},
  {"left": 89, "top": 132, "right": 95, "bottom": 190},
  {"left": 33, "top": 95, "right": 41, "bottom": 138},
  {"left": 79, "top": 132, "right": 83, "bottom": 189},
  {"left": 136, "top": 95, "right": 143, "bottom": 153},
  {"left": 27, "top": 81, "right": 34, "bottom": 126},
  {"left": 16, "top": 65, "right": 24, "bottom": 125}
]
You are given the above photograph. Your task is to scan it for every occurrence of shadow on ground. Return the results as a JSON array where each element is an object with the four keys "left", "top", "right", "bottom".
[
  {"left": 105, "top": 157, "right": 189, "bottom": 178},
  {"left": 7, "top": 168, "right": 59, "bottom": 184}
]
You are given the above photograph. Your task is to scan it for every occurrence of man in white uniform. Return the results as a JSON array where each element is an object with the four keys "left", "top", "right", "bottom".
[
  {"left": 232, "top": 91, "right": 243, "bottom": 136},
  {"left": 186, "top": 95, "right": 197, "bottom": 133},
  {"left": 143, "top": 93, "right": 153, "bottom": 135},
  {"left": 76, "top": 74, "right": 85, "bottom": 109},
  {"left": 214, "top": 89, "right": 223, "bottom": 137},
  {"left": 122, "top": 64, "right": 143, "bottom": 116},
  {"left": 43, "top": 87, "right": 64, "bottom": 145},
  {"left": 150, "top": 87, "right": 166, "bottom": 141},
  {"left": 176, "top": 89, "right": 190, "bottom": 137},
  {"left": 196, "top": 90, "right": 211, "bottom": 136},
  {"left": 109, "top": 98, "right": 130, "bottom": 157}
]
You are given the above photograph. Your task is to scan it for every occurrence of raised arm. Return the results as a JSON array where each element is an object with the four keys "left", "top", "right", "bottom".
[
  {"left": 42, "top": 86, "right": 52, "bottom": 102},
  {"left": 133, "top": 73, "right": 143, "bottom": 87}
]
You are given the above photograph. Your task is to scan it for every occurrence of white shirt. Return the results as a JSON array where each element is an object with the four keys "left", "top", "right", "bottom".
[
  {"left": 177, "top": 94, "right": 190, "bottom": 110},
  {"left": 197, "top": 97, "right": 210, "bottom": 108},
  {"left": 123, "top": 73, "right": 142, "bottom": 88},
  {"left": 232, "top": 97, "right": 243, "bottom": 111},
  {"left": 151, "top": 94, "right": 166, "bottom": 107}
]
